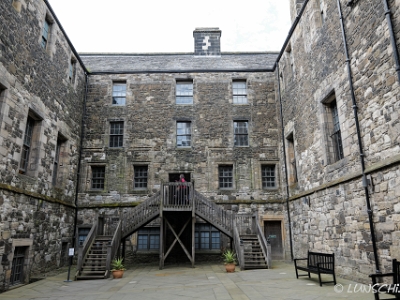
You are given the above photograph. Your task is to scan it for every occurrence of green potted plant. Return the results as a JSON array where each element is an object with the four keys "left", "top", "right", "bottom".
[
  {"left": 222, "top": 250, "right": 237, "bottom": 273},
  {"left": 111, "top": 257, "right": 126, "bottom": 278}
]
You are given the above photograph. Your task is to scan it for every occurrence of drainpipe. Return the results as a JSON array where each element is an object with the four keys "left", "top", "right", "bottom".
[
  {"left": 72, "top": 72, "right": 89, "bottom": 249},
  {"left": 336, "top": 0, "right": 380, "bottom": 273},
  {"left": 276, "top": 63, "right": 294, "bottom": 261},
  {"left": 382, "top": 0, "right": 400, "bottom": 83}
]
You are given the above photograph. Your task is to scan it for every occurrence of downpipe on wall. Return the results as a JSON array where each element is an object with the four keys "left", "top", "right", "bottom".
[
  {"left": 336, "top": 0, "right": 380, "bottom": 273},
  {"left": 276, "top": 63, "right": 294, "bottom": 261}
]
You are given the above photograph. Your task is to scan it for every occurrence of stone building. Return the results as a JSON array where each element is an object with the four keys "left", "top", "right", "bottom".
[{"left": 0, "top": 0, "right": 399, "bottom": 292}]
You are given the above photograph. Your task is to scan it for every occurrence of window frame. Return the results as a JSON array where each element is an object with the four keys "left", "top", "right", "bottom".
[
  {"left": 91, "top": 166, "right": 105, "bottom": 190},
  {"left": 112, "top": 82, "right": 126, "bottom": 105},
  {"left": 20, "top": 116, "right": 35, "bottom": 174},
  {"left": 176, "top": 81, "right": 193, "bottom": 105},
  {"left": 261, "top": 164, "right": 277, "bottom": 189},
  {"left": 232, "top": 80, "right": 247, "bottom": 104},
  {"left": 41, "top": 18, "right": 50, "bottom": 49},
  {"left": 137, "top": 227, "right": 160, "bottom": 251},
  {"left": 176, "top": 121, "right": 192, "bottom": 148},
  {"left": 233, "top": 121, "right": 249, "bottom": 147},
  {"left": 195, "top": 224, "right": 221, "bottom": 250},
  {"left": 134, "top": 165, "right": 148, "bottom": 190},
  {"left": 218, "top": 165, "right": 234, "bottom": 189},
  {"left": 109, "top": 121, "right": 124, "bottom": 148}
]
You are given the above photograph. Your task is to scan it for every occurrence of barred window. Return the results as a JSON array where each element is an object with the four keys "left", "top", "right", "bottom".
[
  {"left": 91, "top": 166, "right": 105, "bottom": 190},
  {"left": 262, "top": 165, "right": 276, "bottom": 189},
  {"left": 52, "top": 137, "right": 62, "bottom": 186},
  {"left": 219, "top": 165, "right": 233, "bottom": 189},
  {"left": 176, "top": 82, "right": 193, "bottom": 104},
  {"left": 110, "top": 121, "right": 124, "bottom": 147},
  {"left": 234, "top": 121, "right": 249, "bottom": 146},
  {"left": 69, "top": 59, "right": 76, "bottom": 83},
  {"left": 323, "top": 95, "right": 344, "bottom": 164},
  {"left": 112, "top": 83, "right": 126, "bottom": 105},
  {"left": 331, "top": 101, "right": 344, "bottom": 161},
  {"left": 134, "top": 166, "right": 148, "bottom": 190},
  {"left": 177, "top": 121, "right": 191, "bottom": 147},
  {"left": 233, "top": 81, "right": 247, "bottom": 104},
  {"left": 195, "top": 224, "right": 220, "bottom": 250}
]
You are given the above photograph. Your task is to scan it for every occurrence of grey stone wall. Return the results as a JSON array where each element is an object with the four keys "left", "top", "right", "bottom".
[
  {"left": 78, "top": 72, "right": 281, "bottom": 205},
  {"left": 0, "top": 0, "right": 85, "bottom": 291},
  {"left": 281, "top": 0, "right": 400, "bottom": 282}
]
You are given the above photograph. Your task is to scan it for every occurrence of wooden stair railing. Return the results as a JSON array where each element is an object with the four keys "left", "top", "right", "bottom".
[
  {"left": 75, "top": 220, "right": 98, "bottom": 280},
  {"left": 233, "top": 222, "right": 245, "bottom": 270},
  {"left": 106, "top": 219, "right": 122, "bottom": 278},
  {"left": 256, "top": 219, "right": 271, "bottom": 269},
  {"left": 193, "top": 190, "right": 233, "bottom": 237},
  {"left": 121, "top": 191, "right": 161, "bottom": 238}
]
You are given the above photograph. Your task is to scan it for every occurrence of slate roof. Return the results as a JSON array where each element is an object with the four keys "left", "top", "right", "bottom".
[{"left": 79, "top": 52, "right": 278, "bottom": 74}]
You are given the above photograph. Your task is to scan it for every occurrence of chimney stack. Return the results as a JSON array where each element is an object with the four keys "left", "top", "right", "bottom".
[{"left": 193, "top": 27, "right": 221, "bottom": 57}]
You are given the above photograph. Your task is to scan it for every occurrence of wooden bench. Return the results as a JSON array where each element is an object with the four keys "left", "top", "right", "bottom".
[
  {"left": 294, "top": 251, "right": 336, "bottom": 286},
  {"left": 369, "top": 259, "right": 400, "bottom": 300}
]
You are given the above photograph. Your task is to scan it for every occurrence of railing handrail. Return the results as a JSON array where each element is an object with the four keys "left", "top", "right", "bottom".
[
  {"left": 76, "top": 219, "right": 98, "bottom": 278},
  {"left": 256, "top": 217, "right": 271, "bottom": 269},
  {"left": 233, "top": 222, "right": 245, "bottom": 270},
  {"left": 106, "top": 219, "right": 122, "bottom": 275}
]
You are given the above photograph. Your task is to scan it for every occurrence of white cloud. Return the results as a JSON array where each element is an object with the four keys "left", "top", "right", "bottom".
[{"left": 48, "top": 0, "right": 291, "bottom": 53}]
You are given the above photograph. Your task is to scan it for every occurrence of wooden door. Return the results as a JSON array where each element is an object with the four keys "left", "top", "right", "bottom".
[{"left": 264, "top": 221, "right": 283, "bottom": 259}]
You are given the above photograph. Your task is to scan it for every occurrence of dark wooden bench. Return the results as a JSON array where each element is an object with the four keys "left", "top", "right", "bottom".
[
  {"left": 294, "top": 251, "right": 336, "bottom": 286},
  {"left": 370, "top": 259, "right": 400, "bottom": 300}
]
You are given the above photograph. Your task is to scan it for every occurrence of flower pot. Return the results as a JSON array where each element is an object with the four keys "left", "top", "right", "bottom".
[
  {"left": 112, "top": 270, "right": 124, "bottom": 279},
  {"left": 225, "top": 263, "right": 235, "bottom": 273}
]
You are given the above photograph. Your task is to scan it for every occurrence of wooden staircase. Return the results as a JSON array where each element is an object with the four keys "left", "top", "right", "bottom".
[
  {"left": 241, "top": 235, "right": 268, "bottom": 270},
  {"left": 76, "top": 236, "right": 111, "bottom": 280}
]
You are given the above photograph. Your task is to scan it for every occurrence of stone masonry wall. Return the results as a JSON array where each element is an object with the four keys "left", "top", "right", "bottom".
[
  {"left": 282, "top": 0, "right": 400, "bottom": 283},
  {"left": 0, "top": 0, "right": 86, "bottom": 291}
]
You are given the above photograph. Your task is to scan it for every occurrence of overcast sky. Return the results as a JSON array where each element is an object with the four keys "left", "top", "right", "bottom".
[{"left": 47, "top": 0, "right": 292, "bottom": 53}]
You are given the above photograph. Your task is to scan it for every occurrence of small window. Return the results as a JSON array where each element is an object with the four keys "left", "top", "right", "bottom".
[
  {"left": 78, "top": 228, "right": 91, "bottom": 246},
  {"left": 91, "top": 166, "right": 105, "bottom": 190},
  {"left": 137, "top": 227, "right": 160, "bottom": 250},
  {"left": 20, "top": 116, "right": 35, "bottom": 173},
  {"left": 41, "top": 18, "right": 50, "bottom": 49},
  {"left": 134, "top": 166, "right": 148, "bottom": 190},
  {"left": 233, "top": 81, "right": 247, "bottom": 104},
  {"left": 69, "top": 58, "right": 76, "bottom": 83},
  {"left": 177, "top": 121, "right": 191, "bottom": 147},
  {"left": 262, "top": 165, "right": 276, "bottom": 189},
  {"left": 195, "top": 224, "right": 220, "bottom": 250},
  {"left": 234, "top": 121, "right": 249, "bottom": 146},
  {"left": 318, "top": 0, "right": 325, "bottom": 24},
  {"left": 52, "top": 137, "right": 63, "bottom": 186},
  {"left": 10, "top": 246, "right": 27, "bottom": 286},
  {"left": 112, "top": 83, "right": 126, "bottom": 105},
  {"left": 286, "top": 133, "right": 298, "bottom": 185},
  {"left": 109, "top": 121, "right": 124, "bottom": 147},
  {"left": 176, "top": 82, "right": 193, "bottom": 104},
  {"left": 219, "top": 165, "right": 233, "bottom": 189}
]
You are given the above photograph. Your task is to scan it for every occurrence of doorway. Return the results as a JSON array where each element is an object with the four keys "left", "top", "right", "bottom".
[
  {"left": 10, "top": 246, "right": 27, "bottom": 285},
  {"left": 264, "top": 221, "right": 284, "bottom": 260},
  {"left": 169, "top": 173, "right": 191, "bottom": 182}
]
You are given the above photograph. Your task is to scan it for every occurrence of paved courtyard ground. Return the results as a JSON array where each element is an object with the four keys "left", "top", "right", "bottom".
[{"left": 1, "top": 261, "right": 392, "bottom": 299}]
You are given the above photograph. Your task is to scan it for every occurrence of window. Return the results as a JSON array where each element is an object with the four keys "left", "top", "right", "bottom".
[
  {"left": 134, "top": 166, "right": 148, "bottom": 190},
  {"left": 41, "top": 18, "right": 50, "bottom": 49},
  {"left": 219, "top": 165, "right": 233, "bottom": 189},
  {"left": 262, "top": 165, "right": 276, "bottom": 189},
  {"left": 91, "top": 166, "right": 105, "bottom": 190},
  {"left": 232, "top": 81, "right": 247, "bottom": 104},
  {"left": 109, "top": 121, "right": 124, "bottom": 147},
  {"left": 52, "top": 137, "right": 62, "bottom": 186},
  {"left": 20, "top": 116, "right": 35, "bottom": 173},
  {"left": 286, "top": 133, "right": 298, "bottom": 185},
  {"left": 69, "top": 59, "right": 76, "bottom": 83},
  {"left": 323, "top": 98, "right": 344, "bottom": 163},
  {"left": 234, "top": 121, "right": 249, "bottom": 146},
  {"left": 195, "top": 224, "right": 220, "bottom": 250},
  {"left": 78, "top": 228, "right": 90, "bottom": 246},
  {"left": 176, "top": 82, "right": 193, "bottom": 104},
  {"left": 318, "top": 0, "right": 325, "bottom": 24},
  {"left": 10, "top": 247, "right": 27, "bottom": 286},
  {"left": 112, "top": 83, "right": 126, "bottom": 105},
  {"left": 137, "top": 227, "right": 160, "bottom": 250},
  {"left": 177, "top": 121, "right": 191, "bottom": 147}
]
